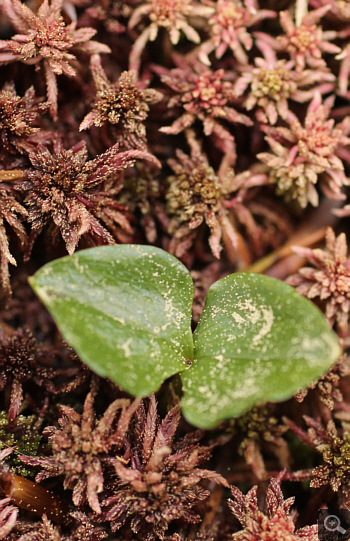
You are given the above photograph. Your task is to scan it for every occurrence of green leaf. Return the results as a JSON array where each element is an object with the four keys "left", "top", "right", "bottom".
[
  {"left": 181, "top": 272, "right": 341, "bottom": 429},
  {"left": 29, "top": 245, "right": 194, "bottom": 396}
]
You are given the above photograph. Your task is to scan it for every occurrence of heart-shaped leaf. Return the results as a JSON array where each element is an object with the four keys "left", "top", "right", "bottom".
[
  {"left": 29, "top": 245, "right": 194, "bottom": 396},
  {"left": 181, "top": 273, "right": 341, "bottom": 428}
]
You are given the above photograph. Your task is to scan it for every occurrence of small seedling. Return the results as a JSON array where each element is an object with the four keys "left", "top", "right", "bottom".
[{"left": 30, "top": 245, "right": 341, "bottom": 429}]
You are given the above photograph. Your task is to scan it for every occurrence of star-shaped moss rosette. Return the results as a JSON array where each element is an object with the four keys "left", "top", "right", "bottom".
[
  {"left": 0, "top": 0, "right": 111, "bottom": 119},
  {"left": 30, "top": 245, "right": 341, "bottom": 429}
]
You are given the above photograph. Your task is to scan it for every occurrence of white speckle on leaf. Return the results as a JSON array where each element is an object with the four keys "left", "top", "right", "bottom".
[
  {"left": 72, "top": 257, "right": 85, "bottom": 274},
  {"left": 236, "top": 298, "right": 260, "bottom": 325},
  {"left": 112, "top": 316, "right": 125, "bottom": 325},
  {"left": 231, "top": 312, "right": 245, "bottom": 326},
  {"left": 251, "top": 306, "right": 274, "bottom": 346},
  {"left": 161, "top": 290, "right": 187, "bottom": 330},
  {"left": 230, "top": 299, "right": 274, "bottom": 347},
  {"left": 120, "top": 338, "right": 132, "bottom": 358}
]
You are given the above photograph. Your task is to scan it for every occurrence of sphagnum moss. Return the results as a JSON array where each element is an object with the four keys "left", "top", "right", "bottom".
[{"left": 0, "top": 0, "right": 349, "bottom": 538}]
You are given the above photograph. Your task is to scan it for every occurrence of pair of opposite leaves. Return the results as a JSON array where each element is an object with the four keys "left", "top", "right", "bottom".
[{"left": 30, "top": 245, "right": 340, "bottom": 429}]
